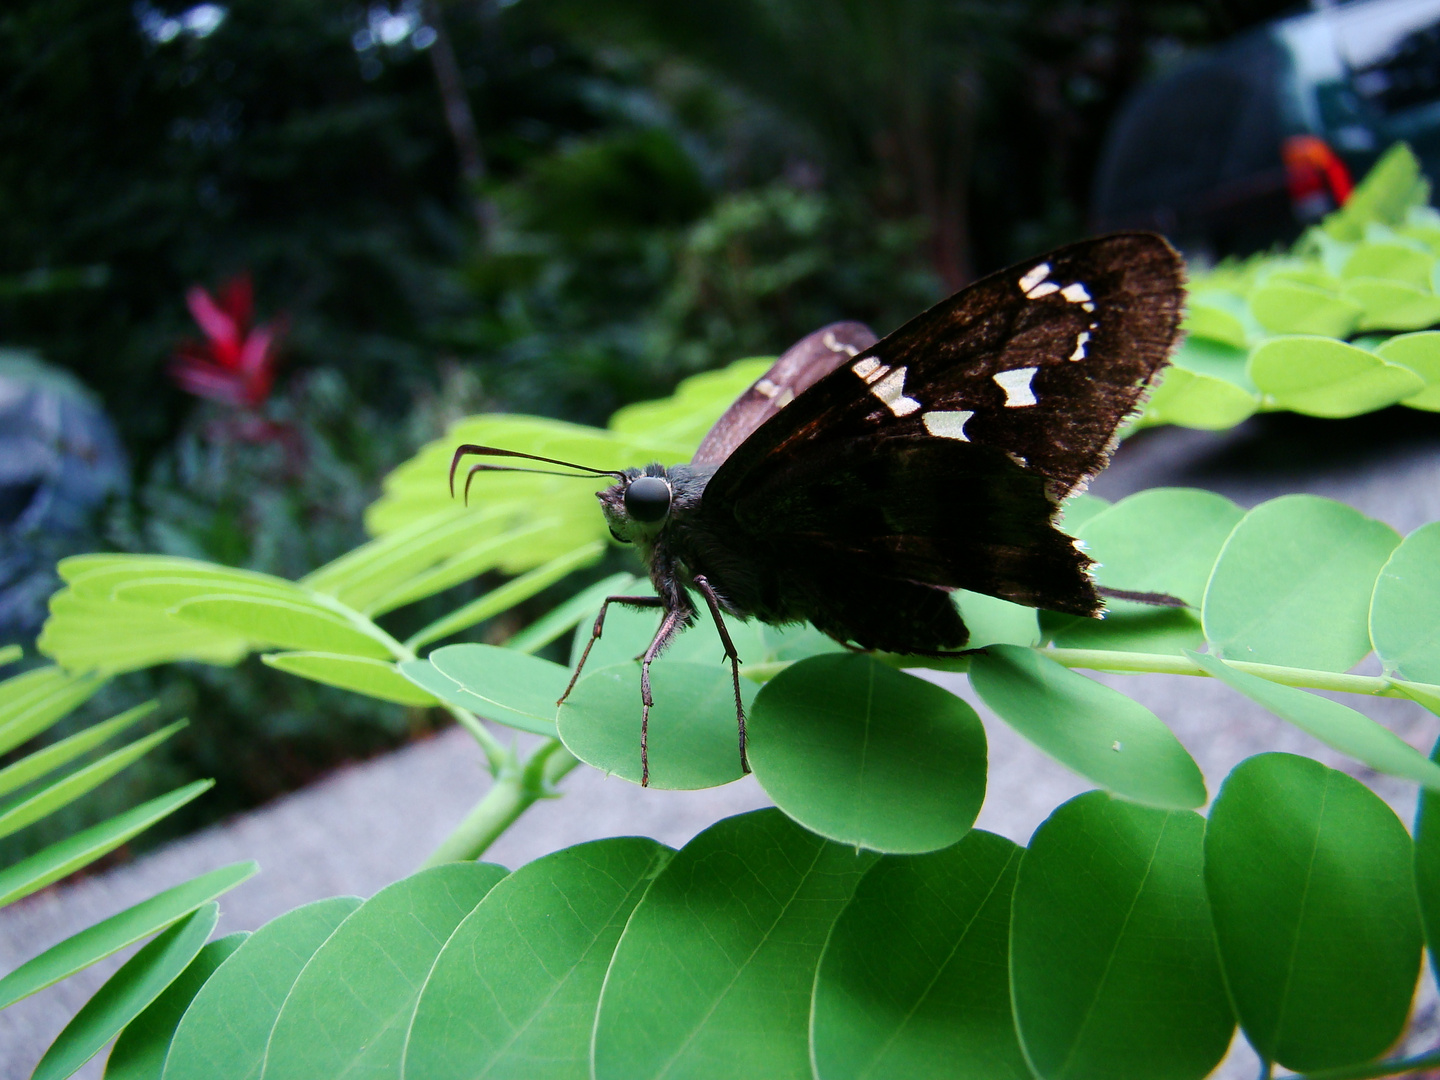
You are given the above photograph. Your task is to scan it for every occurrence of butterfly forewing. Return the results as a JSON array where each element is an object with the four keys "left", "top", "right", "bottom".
[{"left": 709, "top": 233, "right": 1184, "bottom": 500}]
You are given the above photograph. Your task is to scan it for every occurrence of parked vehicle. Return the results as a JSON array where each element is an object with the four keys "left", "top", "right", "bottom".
[{"left": 1092, "top": 0, "right": 1440, "bottom": 256}]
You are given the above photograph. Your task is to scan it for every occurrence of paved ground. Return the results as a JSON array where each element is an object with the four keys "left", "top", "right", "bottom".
[{"left": 4, "top": 408, "right": 1440, "bottom": 1079}]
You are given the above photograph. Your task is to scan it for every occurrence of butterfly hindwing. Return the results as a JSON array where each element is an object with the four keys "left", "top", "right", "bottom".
[{"left": 692, "top": 321, "right": 878, "bottom": 465}]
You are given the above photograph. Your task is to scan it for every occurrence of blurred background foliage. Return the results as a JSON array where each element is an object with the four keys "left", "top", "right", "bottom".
[{"left": 0, "top": 0, "right": 1315, "bottom": 856}]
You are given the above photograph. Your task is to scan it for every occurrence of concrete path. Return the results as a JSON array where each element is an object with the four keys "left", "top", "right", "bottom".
[{"left": 3, "top": 410, "right": 1440, "bottom": 1079}]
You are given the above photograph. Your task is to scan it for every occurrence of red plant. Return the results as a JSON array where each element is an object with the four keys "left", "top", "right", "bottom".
[{"left": 170, "top": 274, "right": 283, "bottom": 408}]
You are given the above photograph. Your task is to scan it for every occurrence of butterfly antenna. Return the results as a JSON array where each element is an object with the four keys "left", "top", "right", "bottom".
[{"left": 450, "top": 444, "right": 625, "bottom": 502}]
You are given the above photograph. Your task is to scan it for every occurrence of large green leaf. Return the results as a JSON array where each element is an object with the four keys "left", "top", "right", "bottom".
[
  {"left": 32, "top": 904, "right": 219, "bottom": 1080},
  {"left": 557, "top": 661, "right": 755, "bottom": 789},
  {"left": 1010, "top": 792, "right": 1231, "bottom": 1080},
  {"left": 1204, "top": 753, "right": 1422, "bottom": 1072},
  {"left": 161, "top": 896, "right": 362, "bottom": 1080},
  {"left": 0, "top": 781, "right": 212, "bottom": 908},
  {"left": 810, "top": 830, "right": 1028, "bottom": 1080},
  {"left": 261, "top": 863, "right": 506, "bottom": 1080},
  {"left": 1248, "top": 337, "right": 1424, "bottom": 417},
  {"left": 0, "top": 862, "right": 256, "bottom": 1009},
  {"left": 1371, "top": 521, "right": 1440, "bottom": 683},
  {"left": 748, "top": 654, "right": 986, "bottom": 853},
  {"left": 1203, "top": 494, "right": 1400, "bottom": 671},
  {"left": 0, "top": 720, "right": 186, "bottom": 841},
  {"left": 262, "top": 652, "right": 438, "bottom": 706},
  {"left": 402, "top": 837, "right": 672, "bottom": 1080},
  {"left": 104, "top": 932, "right": 249, "bottom": 1080},
  {"left": 968, "top": 646, "right": 1206, "bottom": 809},
  {"left": 592, "top": 808, "right": 875, "bottom": 1080}
]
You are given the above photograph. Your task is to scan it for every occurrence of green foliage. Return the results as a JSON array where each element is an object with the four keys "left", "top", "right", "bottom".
[{"left": 1143, "top": 144, "right": 1440, "bottom": 430}]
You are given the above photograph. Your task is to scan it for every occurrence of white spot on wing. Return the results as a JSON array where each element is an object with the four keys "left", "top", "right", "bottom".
[
  {"left": 1060, "top": 282, "right": 1092, "bottom": 304},
  {"left": 1069, "top": 330, "right": 1091, "bottom": 361},
  {"left": 1026, "top": 281, "right": 1060, "bottom": 299},
  {"left": 1018, "top": 263, "right": 1050, "bottom": 293},
  {"left": 993, "top": 366, "right": 1038, "bottom": 407},
  {"left": 824, "top": 331, "right": 861, "bottom": 357},
  {"left": 923, "top": 410, "right": 973, "bottom": 440},
  {"left": 851, "top": 357, "right": 882, "bottom": 381},
  {"left": 871, "top": 366, "right": 920, "bottom": 416},
  {"left": 774, "top": 387, "right": 794, "bottom": 408},
  {"left": 754, "top": 378, "right": 780, "bottom": 398},
  {"left": 1082, "top": 301, "right": 1096, "bottom": 312}
]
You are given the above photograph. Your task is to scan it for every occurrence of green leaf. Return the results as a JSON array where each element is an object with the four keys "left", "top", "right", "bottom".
[
  {"left": 404, "top": 541, "right": 605, "bottom": 650},
  {"left": 1341, "top": 241, "right": 1434, "bottom": 287},
  {"left": 1203, "top": 494, "right": 1401, "bottom": 670},
  {"left": 1371, "top": 521, "right": 1440, "bottom": 682},
  {"left": 1342, "top": 277, "right": 1440, "bottom": 331},
  {"left": 0, "top": 644, "right": 20, "bottom": 666},
  {"left": 1142, "top": 365, "right": 1258, "bottom": 430},
  {"left": 1057, "top": 493, "right": 1110, "bottom": 532},
  {"left": 0, "top": 862, "right": 256, "bottom": 1009},
  {"left": 0, "top": 701, "right": 156, "bottom": 800},
  {"left": 968, "top": 646, "right": 1206, "bottom": 809},
  {"left": 39, "top": 590, "right": 250, "bottom": 675},
  {"left": 1323, "top": 143, "right": 1428, "bottom": 242},
  {"left": 32, "top": 904, "right": 219, "bottom": 1080},
  {"left": 503, "top": 573, "right": 638, "bottom": 655},
  {"left": 0, "top": 720, "right": 187, "bottom": 841},
  {"left": 1010, "top": 792, "right": 1232, "bottom": 1080},
  {"left": 810, "top": 830, "right": 1028, "bottom": 1080},
  {"left": 104, "top": 933, "right": 249, "bottom": 1080},
  {"left": 1182, "top": 295, "right": 1250, "bottom": 349},
  {"left": 1248, "top": 336, "right": 1424, "bottom": 417},
  {"left": 1189, "top": 652, "right": 1440, "bottom": 789},
  {"left": 262, "top": 652, "right": 437, "bottom": 706},
  {"left": 748, "top": 654, "right": 986, "bottom": 853},
  {"left": 409, "top": 643, "right": 573, "bottom": 735},
  {"left": 0, "top": 781, "right": 212, "bottom": 908},
  {"left": 402, "top": 837, "right": 672, "bottom": 1080},
  {"left": 169, "top": 595, "right": 394, "bottom": 659},
  {"left": 261, "top": 863, "right": 506, "bottom": 1080},
  {"left": 1049, "top": 488, "right": 1242, "bottom": 655},
  {"left": 1249, "top": 281, "right": 1361, "bottom": 337},
  {"left": 1204, "top": 753, "right": 1422, "bottom": 1071},
  {"left": 954, "top": 590, "right": 1039, "bottom": 649},
  {"left": 161, "top": 896, "right": 362, "bottom": 1080},
  {"left": 557, "top": 661, "right": 755, "bottom": 789},
  {"left": 593, "top": 808, "right": 875, "bottom": 1080},
  {"left": 0, "top": 667, "right": 105, "bottom": 756},
  {"left": 1376, "top": 330, "right": 1440, "bottom": 410},
  {"left": 1413, "top": 735, "right": 1440, "bottom": 987},
  {"left": 608, "top": 357, "right": 772, "bottom": 445}
]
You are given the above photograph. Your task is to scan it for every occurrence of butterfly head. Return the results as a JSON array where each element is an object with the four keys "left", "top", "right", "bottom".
[{"left": 599, "top": 466, "right": 672, "bottom": 544}]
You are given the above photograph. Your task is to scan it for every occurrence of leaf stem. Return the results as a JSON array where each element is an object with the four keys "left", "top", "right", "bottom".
[
  {"left": 420, "top": 737, "right": 578, "bottom": 866},
  {"left": 1295, "top": 1048, "right": 1440, "bottom": 1080}
]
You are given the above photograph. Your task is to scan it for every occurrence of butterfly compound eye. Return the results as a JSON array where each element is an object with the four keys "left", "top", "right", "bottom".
[{"left": 624, "top": 476, "right": 671, "bottom": 523}]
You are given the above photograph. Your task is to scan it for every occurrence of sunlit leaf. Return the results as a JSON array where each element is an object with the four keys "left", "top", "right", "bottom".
[
  {"left": 403, "top": 837, "right": 671, "bottom": 1080},
  {"left": 262, "top": 652, "right": 438, "bottom": 705},
  {"left": 161, "top": 896, "right": 362, "bottom": 1080},
  {"left": 1376, "top": 330, "right": 1440, "bottom": 410},
  {"left": 592, "top": 808, "right": 875, "bottom": 1080},
  {"left": 1249, "top": 336, "right": 1424, "bottom": 417},
  {"left": 1011, "top": 792, "right": 1231, "bottom": 1080},
  {"left": 811, "top": 830, "right": 1028, "bottom": 1080},
  {"left": 1205, "top": 753, "right": 1422, "bottom": 1071},
  {"left": 0, "top": 702, "right": 156, "bottom": 801},
  {"left": 261, "top": 863, "right": 507, "bottom": 1080},
  {"left": 168, "top": 595, "right": 393, "bottom": 659}
]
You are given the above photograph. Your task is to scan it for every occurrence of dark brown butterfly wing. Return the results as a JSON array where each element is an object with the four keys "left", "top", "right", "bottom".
[
  {"left": 695, "top": 232, "right": 1184, "bottom": 643},
  {"left": 691, "top": 321, "right": 878, "bottom": 465}
]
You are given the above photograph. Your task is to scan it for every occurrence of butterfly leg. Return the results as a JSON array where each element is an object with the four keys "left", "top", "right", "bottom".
[
  {"left": 558, "top": 595, "right": 665, "bottom": 707},
  {"left": 639, "top": 606, "right": 687, "bottom": 787},
  {"left": 691, "top": 575, "right": 750, "bottom": 776}
]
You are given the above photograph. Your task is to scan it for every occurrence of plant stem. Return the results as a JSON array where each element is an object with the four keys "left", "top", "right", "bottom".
[
  {"left": 1296, "top": 1049, "right": 1440, "bottom": 1079},
  {"left": 439, "top": 703, "right": 512, "bottom": 775},
  {"left": 421, "top": 738, "right": 578, "bottom": 865}
]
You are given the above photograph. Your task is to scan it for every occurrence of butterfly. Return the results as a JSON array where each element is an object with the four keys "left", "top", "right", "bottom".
[{"left": 452, "top": 232, "right": 1186, "bottom": 785}]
